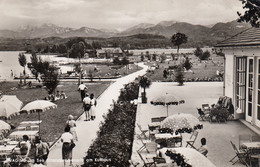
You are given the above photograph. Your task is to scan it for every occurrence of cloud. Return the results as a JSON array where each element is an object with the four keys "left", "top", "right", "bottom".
[{"left": 0, "top": 0, "right": 245, "bottom": 30}]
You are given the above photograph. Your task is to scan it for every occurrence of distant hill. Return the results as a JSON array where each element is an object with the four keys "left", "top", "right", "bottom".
[{"left": 0, "top": 20, "right": 251, "bottom": 50}]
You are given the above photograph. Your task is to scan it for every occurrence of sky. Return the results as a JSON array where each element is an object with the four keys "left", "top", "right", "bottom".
[{"left": 0, "top": 0, "right": 245, "bottom": 31}]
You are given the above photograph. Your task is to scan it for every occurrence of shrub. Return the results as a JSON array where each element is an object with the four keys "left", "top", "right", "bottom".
[{"left": 83, "top": 81, "right": 139, "bottom": 166}]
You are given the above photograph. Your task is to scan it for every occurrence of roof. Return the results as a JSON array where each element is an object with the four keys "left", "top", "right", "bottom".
[
  {"left": 215, "top": 27, "right": 260, "bottom": 48},
  {"left": 96, "top": 47, "right": 123, "bottom": 54}
]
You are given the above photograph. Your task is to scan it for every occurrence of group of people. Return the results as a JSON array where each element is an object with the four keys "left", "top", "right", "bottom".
[
  {"left": 78, "top": 82, "right": 97, "bottom": 121},
  {"left": 10, "top": 135, "right": 50, "bottom": 166},
  {"left": 45, "top": 90, "right": 67, "bottom": 102}
]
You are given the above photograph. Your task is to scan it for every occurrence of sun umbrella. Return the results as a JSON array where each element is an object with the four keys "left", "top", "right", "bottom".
[
  {"left": 0, "top": 120, "right": 11, "bottom": 131},
  {"left": 0, "top": 96, "right": 23, "bottom": 119},
  {"left": 21, "top": 100, "right": 57, "bottom": 134},
  {"left": 150, "top": 93, "right": 185, "bottom": 116},
  {"left": 21, "top": 100, "right": 57, "bottom": 112},
  {"left": 161, "top": 113, "right": 203, "bottom": 134}
]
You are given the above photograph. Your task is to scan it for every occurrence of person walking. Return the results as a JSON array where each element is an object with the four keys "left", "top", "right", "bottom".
[
  {"left": 61, "top": 126, "right": 75, "bottom": 167},
  {"left": 66, "top": 115, "right": 78, "bottom": 141},
  {"left": 90, "top": 93, "right": 97, "bottom": 120},
  {"left": 83, "top": 93, "right": 91, "bottom": 121},
  {"left": 35, "top": 136, "right": 50, "bottom": 165},
  {"left": 78, "top": 82, "right": 88, "bottom": 101}
]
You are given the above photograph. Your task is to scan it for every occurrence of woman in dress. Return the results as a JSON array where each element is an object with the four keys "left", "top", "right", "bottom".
[
  {"left": 66, "top": 115, "right": 78, "bottom": 141},
  {"left": 90, "top": 93, "right": 97, "bottom": 120},
  {"left": 61, "top": 126, "right": 75, "bottom": 167}
]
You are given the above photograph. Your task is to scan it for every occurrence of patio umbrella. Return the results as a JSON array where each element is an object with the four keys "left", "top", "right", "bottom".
[
  {"left": 20, "top": 100, "right": 57, "bottom": 134},
  {"left": 0, "top": 95, "right": 23, "bottom": 118},
  {"left": 0, "top": 120, "right": 11, "bottom": 131},
  {"left": 150, "top": 93, "right": 185, "bottom": 116},
  {"left": 161, "top": 113, "right": 203, "bottom": 134}
]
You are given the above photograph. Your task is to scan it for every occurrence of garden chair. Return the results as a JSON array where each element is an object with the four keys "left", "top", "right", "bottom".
[
  {"left": 186, "top": 130, "right": 199, "bottom": 148},
  {"left": 239, "top": 135, "right": 252, "bottom": 149},
  {"left": 137, "top": 151, "right": 156, "bottom": 167},
  {"left": 137, "top": 123, "right": 149, "bottom": 139},
  {"left": 197, "top": 108, "right": 209, "bottom": 121},
  {"left": 230, "top": 141, "right": 250, "bottom": 167},
  {"left": 137, "top": 134, "right": 158, "bottom": 154},
  {"left": 202, "top": 104, "right": 210, "bottom": 112}
]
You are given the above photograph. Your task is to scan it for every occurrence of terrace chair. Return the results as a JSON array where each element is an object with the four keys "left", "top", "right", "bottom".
[
  {"left": 197, "top": 108, "right": 209, "bottom": 121},
  {"left": 137, "top": 134, "right": 154, "bottom": 153},
  {"left": 137, "top": 151, "right": 155, "bottom": 167},
  {"left": 239, "top": 135, "right": 252, "bottom": 149},
  {"left": 138, "top": 136, "right": 159, "bottom": 154},
  {"left": 202, "top": 104, "right": 210, "bottom": 112},
  {"left": 230, "top": 141, "right": 250, "bottom": 167},
  {"left": 186, "top": 130, "right": 199, "bottom": 148},
  {"left": 137, "top": 123, "right": 149, "bottom": 140}
]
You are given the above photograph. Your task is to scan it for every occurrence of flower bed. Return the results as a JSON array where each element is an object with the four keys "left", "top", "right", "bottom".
[{"left": 83, "top": 81, "right": 139, "bottom": 166}]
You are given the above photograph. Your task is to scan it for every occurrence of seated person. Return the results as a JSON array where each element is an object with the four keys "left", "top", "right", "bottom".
[
  {"left": 55, "top": 91, "right": 61, "bottom": 100},
  {"left": 197, "top": 138, "right": 208, "bottom": 157},
  {"left": 13, "top": 135, "right": 31, "bottom": 158},
  {"left": 60, "top": 91, "right": 67, "bottom": 99}
]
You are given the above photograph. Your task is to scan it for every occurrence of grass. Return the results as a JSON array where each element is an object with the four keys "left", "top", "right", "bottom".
[
  {"left": 0, "top": 80, "right": 111, "bottom": 143},
  {"left": 145, "top": 54, "right": 224, "bottom": 82}
]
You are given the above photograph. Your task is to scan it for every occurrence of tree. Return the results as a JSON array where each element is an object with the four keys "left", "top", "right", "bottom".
[
  {"left": 121, "top": 56, "right": 129, "bottom": 65},
  {"left": 145, "top": 51, "right": 151, "bottom": 61},
  {"left": 160, "top": 53, "right": 166, "bottom": 63},
  {"left": 18, "top": 52, "right": 27, "bottom": 84},
  {"left": 237, "top": 0, "right": 260, "bottom": 27},
  {"left": 201, "top": 50, "right": 211, "bottom": 60},
  {"left": 139, "top": 76, "right": 151, "bottom": 103},
  {"left": 175, "top": 65, "right": 185, "bottom": 86},
  {"left": 42, "top": 65, "right": 60, "bottom": 95},
  {"left": 140, "top": 53, "right": 144, "bottom": 61},
  {"left": 139, "top": 76, "right": 151, "bottom": 95},
  {"left": 194, "top": 47, "right": 203, "bottom": 60},
  {"left": 183, "top": 57, "right": 192, "bottom": 70},
  {"left": 171, "top": 33, "right": 188, "bottom": 54},
  {"left": 113, "top": 57, "right": 120, "bottom": 65},
  {"left": 152, "top": 53, "right": 157, "bottom": 61}
]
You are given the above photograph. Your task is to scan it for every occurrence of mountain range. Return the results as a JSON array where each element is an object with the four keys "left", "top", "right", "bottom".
[{"left": 0, "top": 20, "right": 251, "bottom": 47}]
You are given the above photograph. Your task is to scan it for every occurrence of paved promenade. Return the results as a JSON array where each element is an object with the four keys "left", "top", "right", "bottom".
[{"left": 47, "top": 63, "right": 148, "bottom": 167}]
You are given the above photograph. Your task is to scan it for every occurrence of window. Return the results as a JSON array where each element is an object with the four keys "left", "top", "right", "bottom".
[{"left": 235, "top": 57, "right": 246, "bottom": 113}]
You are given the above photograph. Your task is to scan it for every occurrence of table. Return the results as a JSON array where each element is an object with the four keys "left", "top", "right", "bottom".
[
  {"left": 158, "top": 147, "right": 216, "bottom": 167},
  {"left": 0, "top": 145, "right": 16, "bottom": 156},
  {"left": 155, "top": 133, "right": 182, "bottom": 147},
  {"left": 9, "top": 131, "right": 39, "bottom": 141},
  {"left": 242, "top": 142, "right": 260, "bottom": 155},
  {"left": 20, "top": 120, "right": 42, "bottom": 125}
]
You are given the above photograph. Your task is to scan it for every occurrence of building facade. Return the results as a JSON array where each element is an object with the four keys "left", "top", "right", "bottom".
[{"left": 215, "top": 27, "right": 260, "bottom": 127}]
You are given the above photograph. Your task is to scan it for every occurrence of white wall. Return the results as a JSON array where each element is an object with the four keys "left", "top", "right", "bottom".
[{"left": 224, "top": 54, "right": 234, "bottom": 98}]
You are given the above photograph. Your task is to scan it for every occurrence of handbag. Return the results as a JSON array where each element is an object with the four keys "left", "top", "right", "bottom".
[{"left": 70, "top": 143, "right": 76, "bottom": 149}]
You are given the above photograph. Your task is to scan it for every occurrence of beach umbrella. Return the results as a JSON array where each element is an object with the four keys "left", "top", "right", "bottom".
[
  {"left": 21, "top": 100, "right": 57, "bottom": 134},
  {"left": 150, "top": 93, "right": 185, "bottom": 116},
  {"left": 0, "top": 120, "right": 11, "bottom": 131},
  {"left": 161, "top": 113, "right": 203, "bottom": 134},
  {"left": 0, "top": 95, "right": 23, "bottom": 118}
]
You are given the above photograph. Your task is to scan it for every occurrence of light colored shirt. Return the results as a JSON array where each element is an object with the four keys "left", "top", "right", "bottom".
[
  {"left": 198, "top": 145, "right": 208, "bottom": 156},
  {"left": 61, "top": 132, "right": 73, "bottom": 143},
  {"left": 83, "top": 96, "right": 91, "bottom": 104},
  {"left": 78, "top": 84, "right": 87, "bottom": 91}
]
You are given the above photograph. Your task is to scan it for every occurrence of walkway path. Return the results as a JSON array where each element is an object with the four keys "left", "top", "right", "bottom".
[{"left": 47, "top": 63, "right": 148, "bottom": 167}]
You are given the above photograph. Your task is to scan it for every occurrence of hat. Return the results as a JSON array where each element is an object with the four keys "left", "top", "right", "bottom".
[{"left": 68, "top": 115, "right": 74, "bottom": 120}]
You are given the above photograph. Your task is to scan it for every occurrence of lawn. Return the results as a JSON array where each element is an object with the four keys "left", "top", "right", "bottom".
[
  {"left": 0, "top": 80, "right": 111, "bottom": 143},
  {"left": 145, "top": 53, "right": 224, "bottom": 82}
]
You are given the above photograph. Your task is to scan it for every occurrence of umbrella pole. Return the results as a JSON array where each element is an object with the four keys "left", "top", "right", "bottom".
[
  {"left": 38, "top": 110, "right": 40, "bottom": 136},
  {"left": 167, "top": 105, "right": 169, "bottom": 117}
]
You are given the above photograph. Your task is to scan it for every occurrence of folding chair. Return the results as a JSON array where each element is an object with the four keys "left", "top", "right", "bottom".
[
  {"left": 202, "top": 104, "right": 210, "bottom": 112},
  {"left": 137, "top": 134, "right": 156, "bottom": 153},
  {"left": 137, "top": 151, "right": 156, "bottom": 167},
  {"left": 186, "top": 130, "right": 198, "bottom": 148},
  {"left": 230, "top": 141, "right": 250, "bottom": 167},
  {"left": 239, "top": 135, "right": 252, "bottom": 149},
  {"left": 197, "top": 108, "right": 208, "bottom": 121},
  {"left": 137, "top": 123, "right": 149, "bottom": 139}
]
